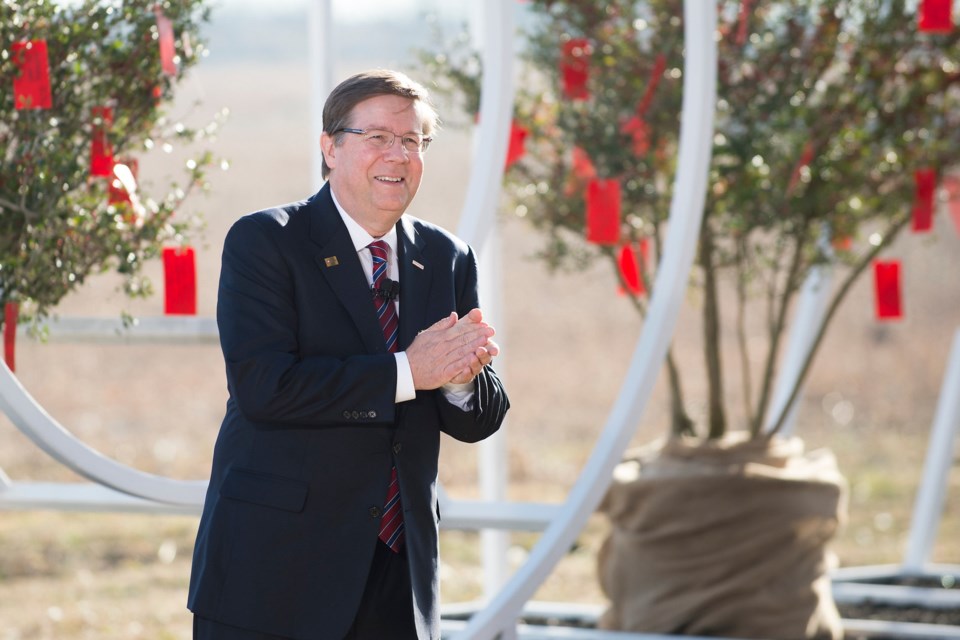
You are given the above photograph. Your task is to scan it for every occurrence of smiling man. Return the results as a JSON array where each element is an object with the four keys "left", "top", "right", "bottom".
[{"left": 188, "top": 70, "right": 510, "bottom": 640}]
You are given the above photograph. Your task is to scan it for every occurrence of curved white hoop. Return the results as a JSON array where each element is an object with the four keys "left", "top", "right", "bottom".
[
  {"left": 0, "top": 360, "right": 207, "bottom": 505},
  {"left": 456, "top": 3, "right": 718, "bottom": 637},
  {"left": 455, "top": 1, "right": 516, "bottom": 249}
]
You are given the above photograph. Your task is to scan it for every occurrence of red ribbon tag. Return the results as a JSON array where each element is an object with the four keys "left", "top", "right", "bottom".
[
  {"left": 618, "top": 239, "right": 651, "bottom": 296},
  {"left": 560, "top": 38, "right": 590, "bottom": 101},
  {"left": 911, "top": 167, "right": 937, "bottom": 232},
  {"left": 163, "top": 246, "right": 197, "bottom": 315},
  {"left": 736, "top": 0, "right": 754, "bottom": 45},
  {"left": 586, "top": 178, "right": 621, "bottom": 245},
  {"left": 90, "top": 106, "right": 115, "bottom": 178},
  {"left": 787, "top": 142, "right": 816, "bottom": 195},
  {"left": 621, "top": 115, "right": 650, "bottom": 156},
  {"left": 11, "top": 40, "right": 53, "bottom": 110},
  {"left": 109, "top": 158, "right": 139, "bottom": 204},
  {"left": 155, "top": 7, "right": 178, "bottom": 76},
  {"left": 3, "top": 302, "right": 18, "bottom": 372},
  {"left": 505, "top": 121, "right": 528, "bottom": 169},
  {"left": 873, "top": 260, "right": 903, "bottom": 321},
  {"left": 919, "top": 0, "right": 953, "bottom": 33}
]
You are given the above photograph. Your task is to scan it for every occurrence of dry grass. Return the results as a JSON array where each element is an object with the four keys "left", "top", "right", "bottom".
[{"left": 2, "top": 28, "right": 959, "bottom": 640}]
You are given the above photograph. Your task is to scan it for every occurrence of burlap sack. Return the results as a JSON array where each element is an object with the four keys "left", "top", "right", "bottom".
[{"left": 597, "top": 433, "right": 847, "bottom": 640}]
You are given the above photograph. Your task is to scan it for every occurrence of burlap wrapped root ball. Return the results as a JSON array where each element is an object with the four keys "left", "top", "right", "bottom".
[{"left": 598, "top": 433, "right": 847, "bottom": 640}]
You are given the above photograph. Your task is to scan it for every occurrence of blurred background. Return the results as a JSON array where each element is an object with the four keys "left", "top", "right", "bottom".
[{"left": 1, "top": 1, "right": 958, "bottom": 637}]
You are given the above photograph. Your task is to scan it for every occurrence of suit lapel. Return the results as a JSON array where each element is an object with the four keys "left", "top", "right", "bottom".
[
  {"left": 308, "top": 186, "right": 389, "bottom": 355},
  {"left": 397, "top": 216, "right": 432, "bottom": 351}
]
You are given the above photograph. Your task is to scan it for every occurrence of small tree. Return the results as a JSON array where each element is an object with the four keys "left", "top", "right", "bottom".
[
  {"left": 0, "top": 0, "right": 219, "bottom": 328},
  {"left": 424, "top": 0, "right": 960, "bottom": 441}
]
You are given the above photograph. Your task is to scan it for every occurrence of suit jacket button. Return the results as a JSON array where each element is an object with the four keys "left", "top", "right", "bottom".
[
  {"left": 342, "top": 411, "right": 351, "bottom": 420},
  {"left": 359, "top": 411, "right": 368, "bottom": 419},
  {"left": 368, "top": 410, "right": 377, "bottom": 419},
  {"left": 351, "top": 411, "right": 360, "bottom": 419},
  {"left": 369, "top": 506, "right": 381, "bottom": 518},
  {"left": 393, "top": 442, "right": 402, "bottom": 455}
]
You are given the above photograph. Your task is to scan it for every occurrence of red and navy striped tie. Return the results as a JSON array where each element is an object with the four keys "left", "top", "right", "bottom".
[{"left": 368, "top": 240, "right": 404, "bottom": 552}]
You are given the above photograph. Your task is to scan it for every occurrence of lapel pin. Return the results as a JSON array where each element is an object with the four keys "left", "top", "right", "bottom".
[
  {"left": 324, "top": 256, "right": 340, "bottom": 268},
  {"left": 412, "top": 260, "right": 425, "bottom": 271}
]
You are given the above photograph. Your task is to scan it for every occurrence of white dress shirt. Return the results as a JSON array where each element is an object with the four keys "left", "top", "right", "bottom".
[{"left": 329, "top": 188, "right": 474, "bottom": 411}]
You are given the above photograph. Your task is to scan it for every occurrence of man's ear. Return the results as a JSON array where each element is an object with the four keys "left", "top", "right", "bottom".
[{"left": 320, "top": 132, "right": 337, "bottom": 170}]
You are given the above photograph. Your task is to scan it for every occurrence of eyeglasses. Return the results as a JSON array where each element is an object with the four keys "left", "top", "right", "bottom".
[{"left": 334, "top": 128, "right": 432, "bottom": 154}]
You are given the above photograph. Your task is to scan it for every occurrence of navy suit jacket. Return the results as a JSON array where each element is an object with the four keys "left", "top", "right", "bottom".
[{"left": 188, "top": 184, "right": 509, "bottom": 639}]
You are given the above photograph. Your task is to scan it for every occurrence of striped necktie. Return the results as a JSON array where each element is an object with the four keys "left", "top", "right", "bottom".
[
  {"left": 368, "top": 240, "right": 399, "bottom": 353},
  {"left": 368, "top": 240, "right": 405, "bottom": 552}
]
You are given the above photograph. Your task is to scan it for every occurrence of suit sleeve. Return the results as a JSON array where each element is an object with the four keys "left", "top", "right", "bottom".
[
  {"left": 217, "top": 214, "right": 397, "bottom": 427},
  {"left": 435, "top": 245, "right": 510, "bottom": 443}
]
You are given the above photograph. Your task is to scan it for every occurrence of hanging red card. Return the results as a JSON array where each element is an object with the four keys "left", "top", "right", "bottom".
[
  {"left": 572, "top": 147, "right": 597, "bottom": 180},
  {"left": 919, "top": 0, "right": 953, "bottom": 33},
  {"left": 586, "top": 178, "right": 621, "bottom": 245},
  {"left": 4, "top": 302, "right": 18, "bottom": 372},
  {"left": 11, "top": 40, "right": 53, "bottom": 110},
  {"left": 622, "top": 115, "right": 650, "bottom": 156},
  {"left": 90, "top": 106, "right": 115, "bottom": 178},
  {"left": 618, "top": 239, "right": 651, "bottom": 296},
  {"left": 505, "top": 121, "right": 528, "bottom": 169},
  {"left": 560, "top": 38, "right": 590, "bottom": 100},
  {"left": 155, "top": 8, "right": 178, "bottom": 76},
  {"left": 736, "top": 0, "right": 754, "bottom": 45},
  {"left": 163, "top": 246, "right": 197, "bottom": 315},
  {"left": 109, "top": 158, "right": 138, "bottom": 204},
  {"left": 873, "top": 260, "right": 903, "bottom": 321},
  {"left": 911, "top": 167, "right": 936, "bottom": 232}
]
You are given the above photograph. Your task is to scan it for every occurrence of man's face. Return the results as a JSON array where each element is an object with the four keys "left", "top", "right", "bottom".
[{"left": 321, "top": 94, "right": 426, "bottom": 237}]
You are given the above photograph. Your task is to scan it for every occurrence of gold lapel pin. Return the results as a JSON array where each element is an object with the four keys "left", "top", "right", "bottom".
[
  {"left": 412, "top": 260, "right": 425, "bottom": 270},
  {"left": 324, "top": 256, "right": 340, "bottom": 268}
]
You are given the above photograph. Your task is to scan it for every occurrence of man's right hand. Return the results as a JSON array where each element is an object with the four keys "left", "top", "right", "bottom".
[{"left": 406, "top": 311, "right": 496, "bottom": 390}]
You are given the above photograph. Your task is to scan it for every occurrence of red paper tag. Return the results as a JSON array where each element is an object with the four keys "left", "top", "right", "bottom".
[
  {"left": 919, "top": 0, "right": 953, "bottom": 33},
  {"left": 621, "top": 115, "right": 650, "bottom": 156},
  {"left": 163, "top": 246, "right": 197, "bottom": 315},
  {"left": 636, "top": 54, "right": 667, "bottom": 117},
  {"left": 736, "top": 0, "right": 754, "bottom": 44},
  {"left": 561, "top": 38, "right": 590, "bottom": 101},
  {"left": 155, "top": 8, "right": 178, "bottom": 76},
  {"left": 787, "top": 142, "right": 816, "bottom": 195},
  {"left": 90, "top": 106, "right": 115, "bottom": 178},
  {"left": 572, "top": 147, "right": 597, "bottom": 180},
  {"left": 109, "top": 158, "right": 139, "bottom": 204},
  {"left": 618, "top": 239, "right": 651, "bottom": 296},
  {"left": 873, "top": 260, "right": 903, "bottom": 321},
  {"left": 911, "top": 167, "right": 937, "bottom": 232},
  {"left": 3, "top": 302, "right": 18, "bottom": 372},
  {"left": 505, "top": 121, "right": 528, "bottom": 169},
  {"left": 832, "top": 235, "right": 853, "bottom": 251},
  {"left": 586, "top": 178, "right": 621, "bottom": 245},
  {"left": 11, "top": 40, "right": 53, "bottom": 110}
]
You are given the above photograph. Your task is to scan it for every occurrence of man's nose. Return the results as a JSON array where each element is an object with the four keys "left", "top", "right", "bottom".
[{"left": 383, "top": 141, "right": 410, "bottom": 161}]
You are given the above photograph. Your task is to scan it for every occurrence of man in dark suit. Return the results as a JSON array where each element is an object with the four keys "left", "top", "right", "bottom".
[{"left": 188, "top": 70, "right": 509, "bottom": 639}]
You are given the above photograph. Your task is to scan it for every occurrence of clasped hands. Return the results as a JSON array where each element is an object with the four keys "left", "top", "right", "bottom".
[{"left": 406, "top": 309, "right": 499, "bottom": 390}]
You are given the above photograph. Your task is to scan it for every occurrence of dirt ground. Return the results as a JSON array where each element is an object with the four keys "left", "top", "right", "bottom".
[{"left": 2, "top": 11, "right": 959, "bottom": 639}]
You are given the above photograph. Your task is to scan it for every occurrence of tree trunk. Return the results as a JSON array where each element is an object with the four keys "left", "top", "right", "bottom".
[{"left": 699, "top": 223, "right": 726, "bottom": 439}]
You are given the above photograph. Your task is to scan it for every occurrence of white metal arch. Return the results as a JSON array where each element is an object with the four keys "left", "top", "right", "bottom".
[
  {"left": 0, "top": 361, "right": 207, "bottom": 505},
  {"left": 455, "top": 3, "right": 719, "bottom": 637}
]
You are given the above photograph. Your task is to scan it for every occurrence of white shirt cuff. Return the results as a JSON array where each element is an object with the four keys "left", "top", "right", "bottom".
[
  {"left": 440, "top": 380, "right": 475, "bottom": 412},
  {"left": 394, "top": 352, "right": 416, "bottom": 403}
]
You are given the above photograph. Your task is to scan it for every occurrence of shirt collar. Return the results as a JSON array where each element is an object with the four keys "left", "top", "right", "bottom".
[{"left": 329, "top": 186, "right": 398, "bottom": 256}]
